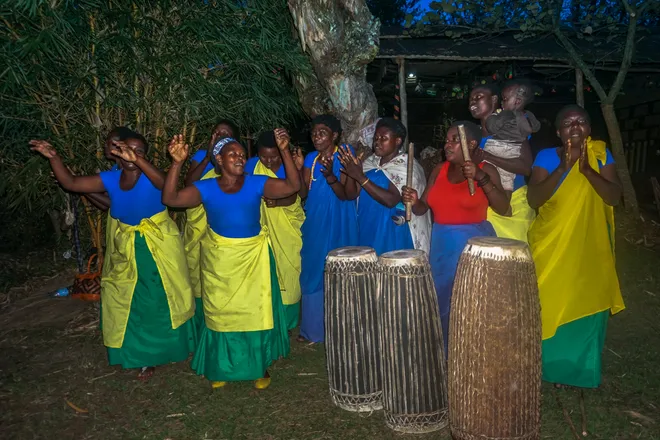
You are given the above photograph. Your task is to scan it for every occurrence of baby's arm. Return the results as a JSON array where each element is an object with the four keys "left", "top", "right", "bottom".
[
  {"left": 485, "top": 110, "right": 516, "bottom": 135},
  {"left": 524, "top": 111, "right": 541, "bottom": 133}
]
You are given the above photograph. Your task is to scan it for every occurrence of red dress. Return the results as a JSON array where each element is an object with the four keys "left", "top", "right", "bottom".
[{"left": 427, "top": 162, "right": 489, "bottom": 225}]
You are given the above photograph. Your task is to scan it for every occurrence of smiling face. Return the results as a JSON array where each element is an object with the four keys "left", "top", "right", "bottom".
[
  {"left": 215, "top": 142, "right": 246, "bottom": 177},
  {"left": 311, "top": 123, "right": 338, "bottom": 152},
  {"left": 444, "top": 126, "right": 477, "bottom": 164},
  {"left": 469, "top": 87, "right": 498, "bottom": 120},
  {"left": 373, "top": 126, "right": 401, "bottom": 158},
  {"left": 120, "top": 138, "right": 147, "bottom": 170},
  {"left": 557, "top": 109, "right": 591, "bottom": 147},
  {"left": 258, "top": 146, "right": 282, "bottom": 170}
]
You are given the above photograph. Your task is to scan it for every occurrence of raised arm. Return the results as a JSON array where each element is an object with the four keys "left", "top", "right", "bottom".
[
  {"left": 338, "top": 146, "right": 401, "bottom": 208},
  {"left": 29, "top": 140, "right": 105, "bottom": 193},
  {"left": 185, "top": 132, "right": 218, "bottom": 185},
  {"left": 162, "top": 135, "right": 203, "bottom": 208},
  {"left": 111, "top": 140, "right": 166, "bottom": 189},
  {"left": 263, "top": 129, "right": 301, "bottom": 199},
  {"left": 579, "top": 142, "right": 621, "bottom": 206}
]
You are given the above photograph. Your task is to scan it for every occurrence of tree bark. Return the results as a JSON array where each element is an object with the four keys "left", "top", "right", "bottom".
[
  {"left": 601, "top": 103, "right": 639, "bottom": 215},
  {"left": 288, "top": 0, "right": 380, "bottom": 147}
]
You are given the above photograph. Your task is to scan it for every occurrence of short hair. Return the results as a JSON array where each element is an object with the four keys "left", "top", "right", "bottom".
[
  {"left": 375, "top": 117, "right": 407, "bottom": 141},
  {"left": 126, "top": 131, "right": 149, "bottom": 154},
  {"left": 214, "top": 119, "right": 240, "bottom": 140},
  {"left": 472, "top": 82, "right": 500, "bottom": 97},
  {"left": 502, "top": 79, "right": 536, "bottom": 106},
  {"left": 451, "top": 120, "right": 483, "bottom": 145},
  {"left": 554, "top": 105, "right": 591, "bottom": 129},
  {"left": 257, "top": 130, "right": 277, "bottom": 150},
  {"left": 107, "top": 126, "right": 134, "bottom": 141},
  {"left": 312, "top": 114, "right": 342, "bottom": 135}
]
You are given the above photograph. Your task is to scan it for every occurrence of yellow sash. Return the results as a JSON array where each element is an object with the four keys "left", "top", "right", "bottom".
[
  {"left": 102, "top": 214, "right": 119, "bottom": 275},
  {"left": 101, "top": 210, "right": 195, "bottom": 348},
  {"left": 253, "top": 160, "right": 304, "bottom": 305},
  {"left": 487, "top": 186, "right": 536, "bottom": 243},
  {"left": 201, "top": 227, "right": 273, "bottom": 332},
  {"left": 528, "top": 138, "right": 625, "bottom": 340},
  {"left": 183, "top": 168, "right": 220, "bottom": 298}
]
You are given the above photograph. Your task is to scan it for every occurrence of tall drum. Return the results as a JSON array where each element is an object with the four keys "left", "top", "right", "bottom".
[
  {"left": 325, "top": 246, "right": 382, "bottom": 412},
  {"left": 378, "top": 250, "right": 448, "bottom": 434},
  {"left": 449, "top": 237, "right": 541, "bottom": 440}
]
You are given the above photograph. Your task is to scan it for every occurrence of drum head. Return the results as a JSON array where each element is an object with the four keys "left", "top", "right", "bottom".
[
  {"left": 326, "top": 246, "right": 377, "bottom": 262},
  {"left": 465, "top": 236, "right": 531, "bottom": 260},
  {"left": 379, "top": 249, "right": 427, "bottom": 267}
]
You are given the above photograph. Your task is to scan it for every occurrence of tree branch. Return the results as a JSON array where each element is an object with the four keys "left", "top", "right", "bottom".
[{"left": 608, "top": 0, "right": 640, "bottom": 102}]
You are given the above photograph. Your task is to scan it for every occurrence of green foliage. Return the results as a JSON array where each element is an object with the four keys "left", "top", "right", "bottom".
[
  {"left": 367, "top": 0, "right": 421, "bottom": 27},
  {"left": 0, "top": 0, "right": 311, "bottom": 251}
]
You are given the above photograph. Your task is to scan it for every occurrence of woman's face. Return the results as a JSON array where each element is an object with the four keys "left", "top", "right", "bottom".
[
  {"left": 121, "top": 138, "right": 147, "bottom": 170},
  {"left": 216, "top": 142, "right": 246, "bottom": 176},
  {"left": 258, "top": 146, "right": 282, "bottom": 170},
  {"left": 444, "top": 126, "right": 475, "bottom": 164},
  {"left": 557, "top": 110, "right": 591, "bottom": 147},
  {"left": 311, "top": 123, "right": 338, "bottom": 152},
  {"left": 469, "top": 87, "right": 498, "bottom": 120},
  {"left": 373, "top": 126, "right": 401, "bottom": 158},
  {"left": 213, "top": 123, "right": 236, "bottom": 140},
  {"left": 105, "top": 133, "right": 121, "bottom": 161}
]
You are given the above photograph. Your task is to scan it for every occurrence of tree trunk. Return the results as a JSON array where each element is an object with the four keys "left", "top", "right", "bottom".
[
  {"left": 601, "top": 102, "right": 639, "bottom": 215},
  {"left": 288, "top": 0, "right": 380, "bottom": 147}
]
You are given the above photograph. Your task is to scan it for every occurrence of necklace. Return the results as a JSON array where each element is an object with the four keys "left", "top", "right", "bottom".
[{"left": 309, "top": 146, "right": 338, "bottom": 190}]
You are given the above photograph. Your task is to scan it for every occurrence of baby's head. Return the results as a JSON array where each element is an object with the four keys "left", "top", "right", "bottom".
[{"left": 500, "top": 79, "right": 535, "bottom": 112}]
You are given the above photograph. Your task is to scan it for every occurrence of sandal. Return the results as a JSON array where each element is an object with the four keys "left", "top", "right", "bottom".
[
  {"left": 254, "top": 371, "right": 271, "bottom": 390},
  {"left": 137, "top": 366, "right": 155, "bottom": 382}
]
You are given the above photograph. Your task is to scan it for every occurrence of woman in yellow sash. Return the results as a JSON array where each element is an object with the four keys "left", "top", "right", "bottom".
[
  {"left": 162, "top": 129, "right": 301, "bottom": 389},
  {"left": 30, "top": 133, "right": 195, "bottom": 381},
  {"left": 468, "top": 82, "right": 536, "bottom": 242},
  {"left": 245, "top": 131, "right": 304, "bottom": 330},
  {"left": 527, "top": 105, "right": 625, "bottom": 388},
  {"left": 182, "top": 122, "right": 238, "bottom": 333}
]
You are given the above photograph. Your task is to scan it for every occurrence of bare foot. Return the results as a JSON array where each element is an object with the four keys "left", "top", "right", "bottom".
[
  {"left": 296, "top": 335, "right": 308, "bottom": 343},
  {"left": 138, "top": 366, "right": 155, "bottom": 382}
]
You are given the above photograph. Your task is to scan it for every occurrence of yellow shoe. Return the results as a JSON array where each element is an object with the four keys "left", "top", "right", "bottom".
[
  {"left": 254, "top": 377, "right": 271, "bottom": 390},
  {"left": 211, "top": 381, "right": 227, "bottom": 389}
]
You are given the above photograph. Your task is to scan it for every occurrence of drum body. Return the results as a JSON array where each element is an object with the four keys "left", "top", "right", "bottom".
[
  {"left": 378, "top": 250, "right": 448, "bottom": 434},
  {"left": 325, "top": 246, "right": 382, "bottom": 412},
  {"left": 449, "top": 237, "right": 541, "bottom": 440}
]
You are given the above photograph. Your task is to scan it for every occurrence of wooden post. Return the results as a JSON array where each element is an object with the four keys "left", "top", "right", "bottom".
[
  {"left": 397, "top": 57, "right": 409, "bottom": 145},
  {"left": 575, "top": 68, "right": 585, "bottom": 107}
]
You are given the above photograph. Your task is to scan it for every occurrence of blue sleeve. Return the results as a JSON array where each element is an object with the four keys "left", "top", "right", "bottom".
[
  {"left": 245, "top": 157, "right": 259, "bottom": 174},
  {"left": 192, "top": 179, "right": 207, "bottom": 204},
  {"left": 599, "top": 149, "right": 615, "bottom": 168},
  {"left": 304, "top": 152, "right": 317, "bottom": 168},
  {"left": 99, "top": 170, "right": 115, "bottom": 193},
  {"left": 251, "top": 175, "right": 269, "bottom": 198},
  {"left": 532, "top": 148, "right": 560, "bottom": 174},
  {"left": 190, "top": 149, "right": 206, "bottom": 164}
]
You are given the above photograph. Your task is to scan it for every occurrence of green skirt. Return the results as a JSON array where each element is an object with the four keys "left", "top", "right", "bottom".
[
  {"left": 191, "top": 248, "right": 290, "bottom": 382},
  {"left": 193, "top": 296, "right": 205, "bottom": 334},
  {"left": 285, "top": 302, "right": 300, "bottom": 330},
  {"left": 542, "top": 310, "right": 609, "bottom": 388},
  {"left": 107, "top": 234, "right": 194, "bottom": 369}
]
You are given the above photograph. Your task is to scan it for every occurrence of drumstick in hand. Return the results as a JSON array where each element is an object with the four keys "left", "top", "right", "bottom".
[
  {"left": 405, "top": 142, "right": 415, "bottom": 222},
  {"left": 457, "top": 125, "right": 476, "bottom": 196}
]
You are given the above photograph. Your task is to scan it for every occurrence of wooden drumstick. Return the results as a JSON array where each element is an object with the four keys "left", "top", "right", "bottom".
[
  {"left": 405, "top": 142, "right": 415, "bottom": 222},
  {"left": 457, "top": 124, "right": 476, "bottom": 196}
]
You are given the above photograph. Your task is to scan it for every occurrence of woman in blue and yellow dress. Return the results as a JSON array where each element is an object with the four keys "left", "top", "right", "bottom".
[
  {"left": 162, "top": 129, "right": 301, "bottom": 389},
  {"left": 527, "top": 105, "right": 625, "bottom": 388},
  {"left": 30, "top": 133, "right": 195, "bottom": 381},
  {"left": 246, "top": 131, "right": 304, "bottom": 330}
]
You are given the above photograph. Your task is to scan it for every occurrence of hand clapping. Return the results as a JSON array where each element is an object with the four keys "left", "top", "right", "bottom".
[{"left": 169, "top": 134, "right": 189, "bottom": 164}]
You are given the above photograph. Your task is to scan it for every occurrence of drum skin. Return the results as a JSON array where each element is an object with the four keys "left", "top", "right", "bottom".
[
  {"left": 378, "top": 249, "right": 448, "bottom": 434},
  {"left": 449, "top": 237, "right": 541, "bottom": 440},
  {"left": 325, "top": 246, "right": 382, "bottom": 412}
]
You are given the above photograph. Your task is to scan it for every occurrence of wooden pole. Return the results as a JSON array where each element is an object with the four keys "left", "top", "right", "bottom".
[
  {"left": 457, "top": 125, "right": 475, "bottom": 196},
  {"left": 575, "top": 68, "right": 585, "bottom": 107},
  {"left": 397, "top": 57, "right": 408, "bottom": 144},
  {"left": 405, "top": 142, "right": 415, "bottom": 222}
]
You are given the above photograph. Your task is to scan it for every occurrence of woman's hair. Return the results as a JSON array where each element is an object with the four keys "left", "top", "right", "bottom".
[
  {"left": 312, "top": 114, "right": 342, "bottom": 136},
  {"left": 376, "top": 117, "right": 407, "bottom": 142},
  {"left": 127, "top": 131, "right": 149, "bottom": 154},
  {"left": 214, "top": 119, "right": 240, "bottom": 140},
  {"left": 451, "top": 121, "right": 483, "bottom": 146},
  {"left": 472, "top": 82, "right": 500, "bottom": 97},
  {"left": 210, "top": 137, "right": 244, "bottom": 167},
  {"left": 107, "top": 126, "right": 134, "bottom": 141},
  {"left": 554, "top": 105, "right": 591, "bottom": 129},
  {"left": 257, "top": 130, "right": 277, "bottom": 150}
]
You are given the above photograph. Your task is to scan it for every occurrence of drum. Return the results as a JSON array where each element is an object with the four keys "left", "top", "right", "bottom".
[
  {"left": 325, "top": 246, "right": 382, "bottom": 412},
  {"left": 378, "top": 250, "right": 448, "bottom": 434},
  {"left": 449, "top": 237, "right": 541, "bottom": 440}
]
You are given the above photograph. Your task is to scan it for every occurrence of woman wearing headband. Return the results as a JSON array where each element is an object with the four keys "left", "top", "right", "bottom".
[
  {"left": 162, "top": 130, "right": 301, "bottom": 390},
  {"left": 297, "top": 114, "right": 359, "bottom": 343}
]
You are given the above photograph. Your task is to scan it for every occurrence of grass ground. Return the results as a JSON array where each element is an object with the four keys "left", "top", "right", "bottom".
[{"left": 1, "top": 217, "right": 659, "bottom": 440}]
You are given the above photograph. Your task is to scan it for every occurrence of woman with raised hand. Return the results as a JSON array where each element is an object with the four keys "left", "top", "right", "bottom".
[
  {"left": 162, "top": 129, "right": 300, "bottom": 390},
  {"left": 30, "top": 132, "right": 195, "bottom": 381}
]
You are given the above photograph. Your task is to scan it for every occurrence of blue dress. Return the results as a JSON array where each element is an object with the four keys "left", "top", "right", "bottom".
[
  {"left": 357, "top": 169, "right": 413, "bottom": 255},
  {"left": 299, "top": 149, "right": 358, "bottom": 342}
]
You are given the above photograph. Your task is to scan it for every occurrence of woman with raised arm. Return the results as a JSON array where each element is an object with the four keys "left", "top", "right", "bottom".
[
  {"left": 401, "top": 121, "right": 510, "bottom": 353},
  {"left": 527, "top": 105, "right": 625, "bottom": 388},
  {"left": 162, "top": 129, "right": 301, "bottom": 390},
  {"left": 30, "top": 133, "right": 195, "bottom": 381},
  {"left": 297, "top": 114, "right": 359, "bottom": 343}
]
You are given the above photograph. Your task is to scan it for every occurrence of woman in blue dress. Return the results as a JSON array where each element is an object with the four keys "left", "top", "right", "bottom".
[
  {"left": 338, "top": 117, "right": 431, "bottom": 255},
  {"left": 184, "top": 119, "right": 238, "bottom": 185},
  {"left": 297, "top": 114, "right": 359, "bottom": 343},
  {"left": 162, "top": 130, "right": 301, "bottom": 390}
]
